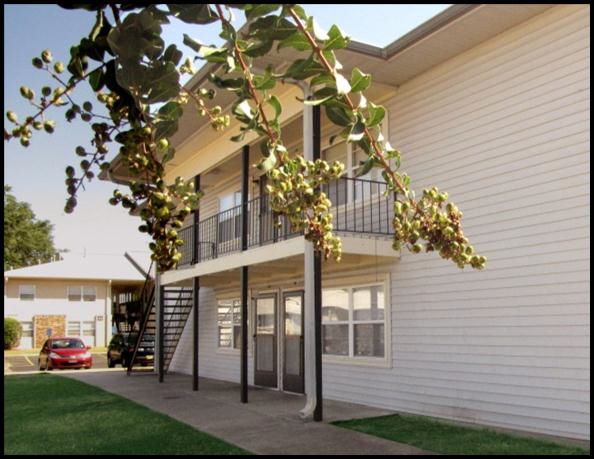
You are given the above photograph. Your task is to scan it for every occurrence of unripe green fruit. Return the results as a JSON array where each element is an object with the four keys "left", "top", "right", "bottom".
[
  {"left": 20, "top": 86, "right": 34, "bottom": 100},
  {"left": 54, "top": 62, "right": 65, "bottom": 73},
  {"left": 6, "top": 111, "right": 17, "bottom": 123},
  {"left": 41, "top": 49, "right": 52, "bottom": 63},
  {"left": 158, "top": 138, "right": 168, "bottom": 150},
  {"left": 155, "top": 206, "right": 170, "bottom": 219},
  {"left": 412, "top": 243, "right": 423, "bottom": 253},
  {"left": 32, "top": 57, "right": 44, "bottom": 69}
]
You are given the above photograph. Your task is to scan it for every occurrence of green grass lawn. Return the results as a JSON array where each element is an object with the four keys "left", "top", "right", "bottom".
[
  {"left": 4, "top": 374, "right": 250, "bottom": 455},
  {"left": 333, "top": 414, "right": 589, "bottom": 455}
]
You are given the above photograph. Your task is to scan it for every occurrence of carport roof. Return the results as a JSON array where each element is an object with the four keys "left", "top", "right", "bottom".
[{"left": 4, "top": 253, "right": 149, "bottom": 282}]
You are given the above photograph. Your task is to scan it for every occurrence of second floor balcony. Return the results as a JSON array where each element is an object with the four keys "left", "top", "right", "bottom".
[{"left": 176, "top": 176, "right": 395, "bottom": 269}]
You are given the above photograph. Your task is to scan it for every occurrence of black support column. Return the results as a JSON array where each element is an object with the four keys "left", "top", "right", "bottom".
[
  {"left": 240, "top": 145, "right": 250, "bottom": 403},
  {"left": 192, "top": 175, "right": 201, "bottom": 391},
  {"left": 158, "top": 284, "right": 164, "bottom": 383},
  {"left": 192, "top": 175, "right": 201, "bottom": 264},
  {"left": 193, "top": 276, "right": 199, "bottom": 391},
  {"left": 312, "top": 105, "right": 323, "bottom": 421}
]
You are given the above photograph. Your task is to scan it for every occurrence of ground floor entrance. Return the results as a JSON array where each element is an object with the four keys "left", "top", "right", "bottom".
[{"left": 254, "top": 290, "right": 304, "bottom": 394}]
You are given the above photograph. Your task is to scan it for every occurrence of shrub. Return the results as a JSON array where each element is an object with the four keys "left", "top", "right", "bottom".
[{"left": 4, "top": 317, "right": 22, "bottom": 350}]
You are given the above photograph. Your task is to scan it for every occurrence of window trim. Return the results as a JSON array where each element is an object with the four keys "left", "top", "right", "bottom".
[
  {"left": 216, "top": 297, "right": 242, "bottom": 352},
  {"left": 19, "top": 284, "right": 36, "bottom": 301},
  {"left": 67, "top": 285, "right": 97, "bottom": 302},
  {"left": 322, "top": 276, "right": 391, "bottom": 368}
]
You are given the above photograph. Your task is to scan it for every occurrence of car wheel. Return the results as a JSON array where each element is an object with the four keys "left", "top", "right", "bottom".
[
  {"left": 47, "top": 361, "right": 53, "bottom": 371},
  {"left": 107, "top": 355, "right": 115, "bottom": 368}
]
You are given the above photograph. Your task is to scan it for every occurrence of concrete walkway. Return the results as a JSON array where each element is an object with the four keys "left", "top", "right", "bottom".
[{"left": 62, "top": 371, "right": 431, "bottom": 455}]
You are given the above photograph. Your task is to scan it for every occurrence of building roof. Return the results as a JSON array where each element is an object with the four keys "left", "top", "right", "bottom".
[
  {"left": 4, "top": 253, "right": 150, "bottom": 282},
  {"left": 101, "top": 3, "right": 556, "bottom": 184}
]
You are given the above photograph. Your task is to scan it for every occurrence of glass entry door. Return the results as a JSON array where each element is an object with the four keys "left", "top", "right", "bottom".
[
  {"left": 283, "top": 291, "right": 304, "bottom": 393},
  {"left": 254, "top": 295, "right": 277, "bottom": 388}
]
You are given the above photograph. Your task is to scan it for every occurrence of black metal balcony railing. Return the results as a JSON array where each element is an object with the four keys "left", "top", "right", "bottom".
[{"left": 177, "top": 176, "right": 394, "bottom": 268}]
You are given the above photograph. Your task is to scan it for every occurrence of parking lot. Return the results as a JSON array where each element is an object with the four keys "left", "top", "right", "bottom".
[{"left": 5, "top": 352, "right": 112, "bottom": 374}]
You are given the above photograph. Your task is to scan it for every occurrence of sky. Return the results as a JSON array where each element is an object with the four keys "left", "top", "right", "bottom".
[{"left": 3, "top": 4, "right": 450, "bottom": 263}]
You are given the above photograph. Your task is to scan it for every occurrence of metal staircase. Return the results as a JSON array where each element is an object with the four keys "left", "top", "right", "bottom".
[
  {"left": 126, "top": 282, "right": 193, "bottom": 375},
  {"left": 161, "top": 287, "right": 194, "bottom": 372}
]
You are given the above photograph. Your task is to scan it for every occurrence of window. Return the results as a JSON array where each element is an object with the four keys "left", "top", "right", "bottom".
[
  {"left": 322, "top": 284, "right": 386, "bottom": 359},
  {"left": 219, "top": 191, "right": 242, "bottom": 243},
  {"left": 68, "top": 286, "right": 97, "bottom": 302},
  {"left": 83, "top": 286, "right": 96, "bottom": 301},
  {"left": 68, "top": 286, "right": 81, "bottom": 302},
  {"left": 82, "top": 321, "right": 95, "bottom": 337},
  {"left": 322, "top": 142, "right": 382, "bottom": 205},
  {"left": 352, "top": 145, "right": 380, "bottom": 201},
  {"left": 217, "top": 299, "right": 241, "bottom": 349},
  {"left": 68, "top": 321, "right": 81, "bottom": 336},
  {"left": 19, "top": 285, "right": 35, "bottom": 301},
  {"left": 21, "top": 321, "right": 33, "bottom": 338}
]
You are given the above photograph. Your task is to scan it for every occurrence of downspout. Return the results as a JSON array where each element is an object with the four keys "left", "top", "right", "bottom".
[{"left": 284, "top": 79, "right": 320, "bottom": 421}]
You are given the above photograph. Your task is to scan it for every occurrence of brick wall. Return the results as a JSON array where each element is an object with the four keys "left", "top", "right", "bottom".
[{"left": 33, "top": 315, "right": 66, "bottom": 348}]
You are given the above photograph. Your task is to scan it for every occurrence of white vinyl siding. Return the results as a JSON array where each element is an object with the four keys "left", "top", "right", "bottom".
[
  {"left": 322, "top": 4, "right": 589, "bottom": 441},
  {"left": 169, "top": 287, "right": 254, "bottom": 384},
  {"left": 166, "top": 4, "right": 589, "bottom": 441}
]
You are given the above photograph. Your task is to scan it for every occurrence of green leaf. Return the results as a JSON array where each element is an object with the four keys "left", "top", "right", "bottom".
[
  {"left": 277, "top": 31, "right": 312, "bottom": 52},
  {"left": 356, "top": 156, "right": 376, "bottom": 177},
  {"left": 195, "top": 44, "right": 228, "bottom": 63},
  {"left": 158, "top": 101, "right": 183, "bottom": 120},
  {"left": 324, "top": 24, "right": 348, "bottom": 50},
  {"left": 348, "top": 116, "right": 366, "bottom": 142},
  {"left": 245, "top": 4, "right": 281, "bottom": 20},
  {"left": 303, "top": 95, "right": 335, "bottom": 106},
  {"left": 310, "top": 73, "right": 335, "bottom": 88},
  {"left": 367, "top": 102, "right": 385, "bottom": 127},
  {"left": 325, "top": 103, "right": 354, "bottom": 127},
  {"left": 168, "top": 4, "right": 219, "bottom": 24},
  {"left": 257, "top": 152, "right": 277, "bottom": 172},
  {"left": 163, "top": 44, "right": 183, "bottom": 66},
  {"left": 267, "top": 95, "right": 282, "bottom": 120},
  {"left": 253, "top": 69, "right": 276, "bottom": 90},
  {"left": 234, "top": 100, "right": 253, "bottom": 120},
  {"left": 350, "top": 67, "right": 371, "bottom": 92},
  {"left": 88, "top": 67, "right": 104, "bottom": 91},
  {"left": 182, "top": 34, "right": 203, "bottom": 53},
  {"left": 283, "top": 57, "right": 324, "bottom": 80}
]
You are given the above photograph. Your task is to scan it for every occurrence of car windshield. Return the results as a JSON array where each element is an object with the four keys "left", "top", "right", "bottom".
[{"left": 51, "top": 339, "right": 85, "bottom": 349}]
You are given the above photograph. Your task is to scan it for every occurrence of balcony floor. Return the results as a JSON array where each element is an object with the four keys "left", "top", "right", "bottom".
[{"left": 162, "top": 234, "right": 397, "bottom": 287}]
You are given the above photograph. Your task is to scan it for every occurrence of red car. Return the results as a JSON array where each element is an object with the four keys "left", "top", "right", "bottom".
[{"left": 38, "top": 337, "right": 93, "bottom": 370}]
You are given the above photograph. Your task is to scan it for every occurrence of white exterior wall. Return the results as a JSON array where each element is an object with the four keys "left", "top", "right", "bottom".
[
  {"left": 168, "top": 4, "right": 589, "bottom": 441},
  {"left": 322, "top": 4, "right": 589, "bottom": 440},
  {"left": 169, "top": 287, "right": 255, "bottom": 385},
  {"left": 4, "top": 279, "right": 110, "bottom": 348}
]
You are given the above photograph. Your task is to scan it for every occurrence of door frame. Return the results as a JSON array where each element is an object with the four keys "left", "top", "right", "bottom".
[
  {"left": 281, "top": 290, "right": 305, "bottom": 394},
  {"left": 253, "top": 293, "right": 278, "bottom": 388}
]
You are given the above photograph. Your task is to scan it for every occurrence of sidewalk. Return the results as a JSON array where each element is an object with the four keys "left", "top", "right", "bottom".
[{"left": 63, "top": 371, "right": 432, "bottom": 455}]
